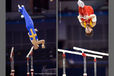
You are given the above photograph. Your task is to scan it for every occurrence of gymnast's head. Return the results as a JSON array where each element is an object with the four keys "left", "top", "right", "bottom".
[{"left": 85, "top": 26, "right": 93, "bottom": 37}]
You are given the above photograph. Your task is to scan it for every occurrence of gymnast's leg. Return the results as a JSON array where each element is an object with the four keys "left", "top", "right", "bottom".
[{"left": 37, "top": 40, "right": 45, "bottom": 48}]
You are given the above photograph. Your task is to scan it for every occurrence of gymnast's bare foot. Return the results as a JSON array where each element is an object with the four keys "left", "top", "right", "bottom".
[{"left": 42, "top": 44, "right": 45, "bottom": 48}]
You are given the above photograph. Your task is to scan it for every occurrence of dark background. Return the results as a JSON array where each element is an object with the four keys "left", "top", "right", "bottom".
[
  {"left": 6, "top": 0, "right": 56, "bottom": 76},
  {"left": 58, "top": 0, "right": 108, "bottom": 76}
]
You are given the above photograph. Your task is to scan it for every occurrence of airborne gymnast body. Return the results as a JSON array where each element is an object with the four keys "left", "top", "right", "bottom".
[
  {"left": 77, "top": 0, "right": 97, "bottom": 36},
  {"left": 18, "top": 5, "right": 45, "bottom": 50}
]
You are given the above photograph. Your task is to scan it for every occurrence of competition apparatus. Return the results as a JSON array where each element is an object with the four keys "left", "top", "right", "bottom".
[
  {"left": 18, "top": 5, "right": 45, "bottom": 50},
  {"left": 26, "top": 46, "right": 34, "bottom": 76},
  {"left": 58, "top": 48, "right": 108, "bottom": 76},
  {"left": 10, "top": 47, "right": 15, "bottom": 76},
  {"left": 73, "top": 47, "right": 109, "bottom": 76},
  {"left": 26, "top": 46, "right": 56, "bottom": 76}
]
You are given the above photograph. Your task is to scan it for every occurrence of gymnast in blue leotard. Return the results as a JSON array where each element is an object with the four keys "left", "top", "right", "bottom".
[{"left": 18, "top": 5, "right": 45, "bottom": 50}]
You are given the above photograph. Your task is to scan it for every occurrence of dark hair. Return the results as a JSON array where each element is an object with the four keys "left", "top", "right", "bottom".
[{"left": 85, "top": 30, "right": 94, "bottom": 37}]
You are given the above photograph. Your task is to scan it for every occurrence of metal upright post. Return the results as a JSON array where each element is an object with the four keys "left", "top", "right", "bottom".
[
  {"left": 26, "top": 46, "right": 34, "bottom": 76},
  {"left": 27, "top": 58, "right": 30, "bottom": 76},
  {"left": 10, "top": 47, "right": 15, "bottom": 76},
  {"left": 30, "top": 52, "right": 34, "bottom": 76},
  {"left": 62, "top": 52, "right": 66, "bottom": 76},
  {"left": 94, "top": 58, "right": 97, "bottom": 76},
  {"left": 82, "top": 52, "right": 87, "bottom": 76}
]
